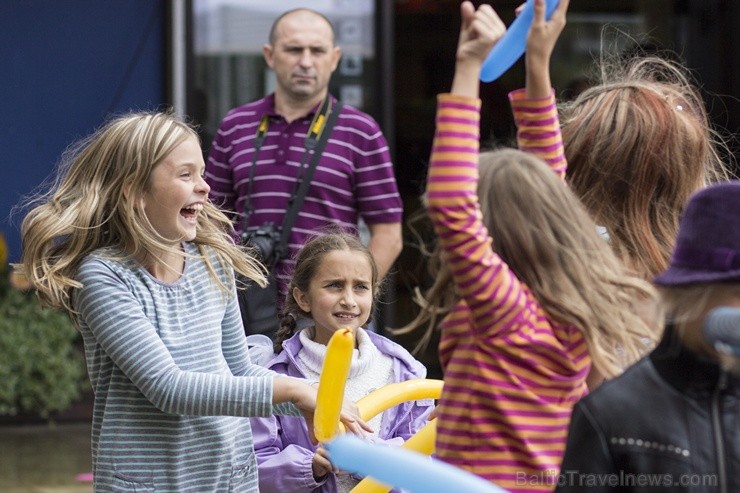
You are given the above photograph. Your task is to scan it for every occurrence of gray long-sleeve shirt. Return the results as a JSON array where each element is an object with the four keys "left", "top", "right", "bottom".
[{"left": 74, "top": 242, "right": 300, "bottom": 492}]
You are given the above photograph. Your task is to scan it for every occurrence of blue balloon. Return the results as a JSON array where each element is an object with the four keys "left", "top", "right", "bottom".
[
  {"left": 480, "top": 0, "right": 560, "bottom": 83},
  {"left": 325, "top": 434, "right": 508, "bottom": 493}
]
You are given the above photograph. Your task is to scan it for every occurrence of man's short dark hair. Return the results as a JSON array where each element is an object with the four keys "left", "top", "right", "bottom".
[{"left": 268, "top": 8, "right": 336, "bottom": 46}]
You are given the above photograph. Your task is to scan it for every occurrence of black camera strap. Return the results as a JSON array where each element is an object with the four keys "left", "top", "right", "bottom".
[
  {"left": 241, "top": 114, "right": 270, "bottom": 233},
  {"left": 241, "top": 96, "right": 343, "bottom": 267}
]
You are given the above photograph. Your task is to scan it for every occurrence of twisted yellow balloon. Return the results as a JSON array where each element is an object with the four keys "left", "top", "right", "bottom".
[
  {"left": 338, "top": 378, "right": 443, "bottom": 433},
  {"left": 356, "top": 379, "right": 442, "bottom": 421},
  {"left": 346, "top": 379, "right": 443, "bottom": 492},
  {"left": 314, "top": 328, "right": 355, "bottom": 442}
]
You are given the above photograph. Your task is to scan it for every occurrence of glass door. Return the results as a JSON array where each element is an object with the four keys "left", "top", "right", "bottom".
[{"left": 191, "top": 0, "right": 378, "bottom": 154}]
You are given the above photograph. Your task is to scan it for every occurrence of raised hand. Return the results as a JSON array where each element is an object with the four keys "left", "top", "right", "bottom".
[
  {"left": 456, "top": 1, "right": 506, "bottom": 65},
  {"left": 452, "top": 1, "right": 506, "bottom": 98},
  {"left": 525, "top": 0, "right": 570, "bottom": 98}
]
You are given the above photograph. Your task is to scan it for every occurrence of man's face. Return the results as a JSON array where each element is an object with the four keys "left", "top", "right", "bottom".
[{"left": 263, "top": 11, "right": 341, "bottom": 103}]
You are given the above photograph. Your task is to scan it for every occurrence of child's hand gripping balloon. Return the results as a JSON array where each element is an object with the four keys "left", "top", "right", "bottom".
[{"left": 479, "top": 0, "right": 562, "bottom": 82}]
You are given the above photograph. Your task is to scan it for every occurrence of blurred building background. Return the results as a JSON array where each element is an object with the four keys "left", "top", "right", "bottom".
[
  {"left": 0, "top": 1, "right": 737, "bottom": 489},
  {"left": 2, "top": 0, "right": 739, "bottom": 411}
]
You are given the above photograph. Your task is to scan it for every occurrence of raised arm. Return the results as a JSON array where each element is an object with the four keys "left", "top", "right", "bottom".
[
  {"left": 428, "top": 3, "right": 540, "bottom": 343},
  {"left": 525, "top": 0, "right": 569, "bottom": 99},
  {"left": 450, "top": 2, "right": 506, "bottom": 99},
  {"left": 510, "top": 0, "right": 569, "bottom": 179}
]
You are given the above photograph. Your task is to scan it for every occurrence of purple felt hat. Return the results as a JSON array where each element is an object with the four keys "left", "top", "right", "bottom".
[{"left": 654, "top": 180, "right": 740, "bottom": 286}]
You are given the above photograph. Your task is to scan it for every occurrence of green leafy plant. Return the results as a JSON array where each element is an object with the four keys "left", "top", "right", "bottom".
[{"left": 0, "top": 284, "right": 87, "bottom": 418}]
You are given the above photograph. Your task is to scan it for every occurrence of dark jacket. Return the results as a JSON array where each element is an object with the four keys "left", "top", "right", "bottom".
[{"left": 556, "top": 327, "right": 738, "bottom": 493}]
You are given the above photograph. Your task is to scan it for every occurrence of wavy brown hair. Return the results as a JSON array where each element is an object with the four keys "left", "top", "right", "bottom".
[
  {"left": 397, "top": 149, "right": 660, "bottom": 378},
  {"left": 18, "top": 111, "right": 265, "bottom": 315},
  {"left": 561, "top": 55, "right": 732, "bottom": 280}
]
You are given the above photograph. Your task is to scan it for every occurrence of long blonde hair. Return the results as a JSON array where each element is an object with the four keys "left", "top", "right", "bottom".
[
  {"left": 561, "top": 54, "right": 732, "bottom": 279},
  {"left": 18, "top": 111, "right": 265, "bottom": 315},
  {"left": 397, "top": 149, "right": 660, "bottom": 378}
]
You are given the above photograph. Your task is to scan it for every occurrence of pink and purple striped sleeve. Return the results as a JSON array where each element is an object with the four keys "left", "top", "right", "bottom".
[{"left": 508, "top": 88, "right": 567, "bottom": 180}]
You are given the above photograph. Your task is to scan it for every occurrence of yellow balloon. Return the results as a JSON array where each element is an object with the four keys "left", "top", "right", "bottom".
[
  {"left": 399, "top": 418, "right": 437, "bottom": 456},
  {"left": 350, "top": 420, "right": 438, "bottom": 493},
  {"left": 314, "top": 328, "right": 355, "bottom": 442},
  {"left": 338, "top": 379, "right": 443, "bottom": 434},
  {"left": 357, "top": 379, "right": 442, "bottom": 421}
]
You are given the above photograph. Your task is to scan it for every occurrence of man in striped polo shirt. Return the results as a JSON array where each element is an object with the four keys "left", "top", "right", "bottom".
[{"left": 205, "top": 8, "right": 403, "bottom": 333}]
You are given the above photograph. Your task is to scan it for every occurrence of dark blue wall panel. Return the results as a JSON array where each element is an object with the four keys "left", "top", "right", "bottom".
[{"left": 0, "top": 0, "right": 166, "bottom": 263}]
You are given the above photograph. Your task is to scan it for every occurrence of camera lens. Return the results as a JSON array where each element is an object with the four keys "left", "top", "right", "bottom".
[{"left": 244, "top": 223, "right": 281, "bottom": 267}]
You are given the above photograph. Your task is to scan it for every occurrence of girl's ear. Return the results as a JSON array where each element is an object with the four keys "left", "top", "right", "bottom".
[
  {"left": 122, "top": 180, "right": 134, "bottom": 200},
  {"left": 293, "top": 286, "right": 311, "bottom": 313},
  {"left": 123, "top": 181, "right": 145, "bottom": 210}
]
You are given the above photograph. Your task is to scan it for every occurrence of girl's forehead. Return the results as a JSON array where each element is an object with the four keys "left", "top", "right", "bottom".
[
  {"left": 315, "top": 249, "right": 371, "bottom": 278},
  {"left": 156, "top": 136, "right": 205, "bottom": 169}
]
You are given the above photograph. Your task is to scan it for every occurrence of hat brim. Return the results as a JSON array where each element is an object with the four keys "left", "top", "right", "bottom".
[{"left": 653, "top": 267, "right": 740, "bottom": 286}]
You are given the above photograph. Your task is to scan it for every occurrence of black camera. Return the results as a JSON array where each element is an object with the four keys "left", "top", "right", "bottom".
[{"left": 242, "top": 222, "right": 283, "bottom": 268}]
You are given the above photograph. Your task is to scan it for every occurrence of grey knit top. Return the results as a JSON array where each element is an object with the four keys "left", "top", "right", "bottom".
[{"left": 74, "top": 242, "right": 300, "bottom": 492}]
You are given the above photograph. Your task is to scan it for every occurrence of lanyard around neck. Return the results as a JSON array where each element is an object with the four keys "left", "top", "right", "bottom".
[{"left": 242, "top": 96, "right": 334, "bottom": 230}]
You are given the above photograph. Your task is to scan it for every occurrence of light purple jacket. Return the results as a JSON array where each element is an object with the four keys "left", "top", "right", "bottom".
[{"left": 250, "top": 330, "right": 435, "bottom": 492}]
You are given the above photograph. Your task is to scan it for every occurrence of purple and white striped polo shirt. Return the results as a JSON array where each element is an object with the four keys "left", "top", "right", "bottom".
[{"left": 205, "top": 93, "right": 402, "bottom": 297}]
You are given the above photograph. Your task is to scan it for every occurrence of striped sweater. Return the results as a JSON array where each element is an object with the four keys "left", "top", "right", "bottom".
[
  {"left": 74, "top": 242, "right": 300, "bottom": 492},
  {"left": 428, "top": 91, "right": 591, "bottom": 492}
]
